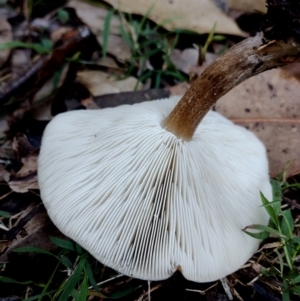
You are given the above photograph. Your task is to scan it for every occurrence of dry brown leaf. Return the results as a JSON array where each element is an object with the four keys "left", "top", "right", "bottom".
[
  {"left": 95, "top": 56, "right": 121, "bottom": 70},
  {"left": 103, "top": 0, "right": 245, "bottom": 36},
  {"left": 0, "top": 207, "right": 64, "bottom": 263},
  {"left": 171, "top": 48, "right": 199, "bottom": 74},
  {"left": 251, "top": 262, "right": 263, "bottom": 274},
  {"left": 31, "top": 64, "right": 69, "bottom": 122},
  {"left": 12, "top": 134, "right": 35, "bottom": 159},
  {"left": 68, "top": 0, "right": 121, "bottom": 35},
  {"left": 216, "top": 69, "right": 300, "bottom": 177},
  {"left": 171, "top": 48, "right": 218, "bottom": 76},
  {"left": 8, "top": 150, "right": 39, "bottom": 193},
  {"left": 17, "top": 153, "right": 38, "bottom": 178},
  {"left": 31, "top": 99, "right": 53, "bottom": 121},
  {"left": 67, "top": 0, "right": 131, "bottom": 61},
  {"left": 9, "top": 174, "right": 39, "bottom": 193},
  {"left": 81, "top": 97, "right": 99, "bottom": 109},
  {"left": 103, "top": 34, "right": 131, "bottom": 62},
  {"left": 0, "top": 18, "right": 12, "bottom": 68},
  {"left": 227, "top": 0, "right": 266, "bottom": 12},
  {"left": 0, "top": 164, "right": 10, "bottom": 182},
  {"left": 77, "top": 70, "right": 142, "bottom": 96},
  {"left": 50, "top": 26, "right": 73, "bottom": 44}
]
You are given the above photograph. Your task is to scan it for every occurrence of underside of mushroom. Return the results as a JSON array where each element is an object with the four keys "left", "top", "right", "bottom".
[{"left": 38, "top": 96, "right": 271, "bottom": 281}]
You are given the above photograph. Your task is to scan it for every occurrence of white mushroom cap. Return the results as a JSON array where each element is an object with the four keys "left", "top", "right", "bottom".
[{"left": 38, "top": 96, "right": 271, "bottom": 282}]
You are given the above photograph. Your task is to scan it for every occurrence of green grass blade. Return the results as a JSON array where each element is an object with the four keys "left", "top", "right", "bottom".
[
  {"left": 78, "top": 275, "right": 88, "bottom": 301},
  {"left": 85, "top": 260, "right": 100, "bottom": 292},
  {"left": 58, "top": 255, "right": 87, "bottom": 301},
  {"left": 24, "top": 290, "right": 57, "bottom": 301},
  {"left": 281, "top": 209, "right": 294, "bottom": 237},
  {"left": 154, "top": 71, "right": 161, "bottom": 88},
  {"left": 13, "top": 246, "right": 58, "bottom": 259},
  {"left": 291, "top": 275, "right": 300, "bottom": 285},
  {"left": 50, "top": 237, "right": 76, "bottom": 251},
  {"left": 243, "top": 230, "right": 269, "bottom": 240},
  {"left": 136, "top": 5, "right": 154, "bottom": 37},
  {"left": 274, "top": 249, "right": 284, "bottom": 275},
  {"left": 282, "top": 280, "right": 291, "bottom": 301},
  {"left": 0, "top": 41, "right": 50, "bottom": 54},
  {"left": 37, "top": 261, "right": 61, "bottom": 301},
  {"left": 271, "top": 179, "right": 282, "bottom": 216},
  {"left": 260, "top": 192, "right": 278, "bottom": 226},
  {"left": 0, "top": 276, "right": 33, "bottom": 285},
  {"left": 75, "top": 243, "right": 83, "bottom": 255},
  {"left": 0, "top": 210, "right": 10, "bottom": 217},
  {"left": 119, "top": 25, "right": 135, "bottom": 52},
  {"left": 245, "top": 224, "right": 284, "bottom": 238},
  {"left": 282, "top": 183, "right": 300, "bottom": 190},
  {"left": 102, "top": 9, "right": 114, "bottom": 58},
  {"left": 60, "top": 255, "right": 73, "bottom": 268}
]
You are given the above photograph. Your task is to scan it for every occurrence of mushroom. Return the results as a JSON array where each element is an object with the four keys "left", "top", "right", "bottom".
[{"left": 38, "top": 0, "right": 300, "bottom": 282}]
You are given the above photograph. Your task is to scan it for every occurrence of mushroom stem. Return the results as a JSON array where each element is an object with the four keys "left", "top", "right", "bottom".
[{"left": 163, "top": 33, "right": 300, "bottom": 141}]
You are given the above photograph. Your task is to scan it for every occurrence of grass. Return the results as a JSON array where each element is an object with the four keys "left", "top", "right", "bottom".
[
  {"left": 243, "top": 176, "right": 300, "bottom": 301},
  {"left": 102, "top": 7, "right": 188, "bottom": 88}
]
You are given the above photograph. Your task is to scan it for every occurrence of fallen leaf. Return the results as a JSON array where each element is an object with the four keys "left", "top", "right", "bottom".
[
  {"left": 95, "top": 56, "right": 121, "bottom": 70},
  {"left": 0, "top": 206, "right": 64, "bottom": 263},
  {"left": 103, "top": 0, "right": 246, "bottom": 36},
  {"left": 67, "top": 0, "right": 121, "bottom": 35},
  {"left": 67, "top": 0, "right": 131, "bottom": 61},
  {"left": 103, "top": 34, "right": 131, "bottom": 62},
  {"left": 171, "top": 49, "right": 218, "bottom": 76},
  {"left": 30, "top": 99, "right": 53, "bottom": 121},
  {"left": 9, "top": 174, "right": 39, "bottom": 193},
  {"left": 170, "top": 48, "right": 199, "bottom": 74},
  {"left": 216, "top": 69, "right": 300, "bottom": 177},
  {"left": 0, "top": 165, "right": 10, "bottom": 182},
  {"left": 31, "top": 63, "right": 69, "bottom": 120},
  {"left": 251, "top": 262, "right": 263, "bottom": 274},
  {"left": 81, "top": 96, "right": 99, "bottom": 109},
  {"left": 16, "top": 152, "right": 38, "bottom": 178},
  {"left": 0, "top": 18, "right": 13, "bottom": 68},
  {"left": 77, "top": 70, "right": 142, "bottom": 96},
  {"left": 227, "top": 0, "right": 266, "bottom": 13},
  {"left": 1, "top": 27, "right": 89, "bottom": 105},
  {"left": 50, "top": 26, "right": 73, "bottom": 44},
  {"left": 7, "top": 147, "right": 39, "bottom": 193},
  {"left": 12, "top": 134, "right": 35, "bottom": 159}
]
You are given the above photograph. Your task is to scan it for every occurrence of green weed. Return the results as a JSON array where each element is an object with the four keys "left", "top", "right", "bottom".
[
  {"left": 244, "top": 179, "right": 300, "bottom": 301},
  {"left": 0, "top": 39, "right": 52, "bottom": 55},
  {"left": 102, "top": 8, "right": 187, "bottom": 88}
]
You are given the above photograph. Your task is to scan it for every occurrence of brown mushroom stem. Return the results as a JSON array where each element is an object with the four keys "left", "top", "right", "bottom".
[{"left": 163, "top": 33, "right": 300, "bottom": 141}]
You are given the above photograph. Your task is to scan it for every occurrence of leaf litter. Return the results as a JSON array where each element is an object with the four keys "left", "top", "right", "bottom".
[{"left": 0, "top": 0, "right": 299, "bottom": 300}]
